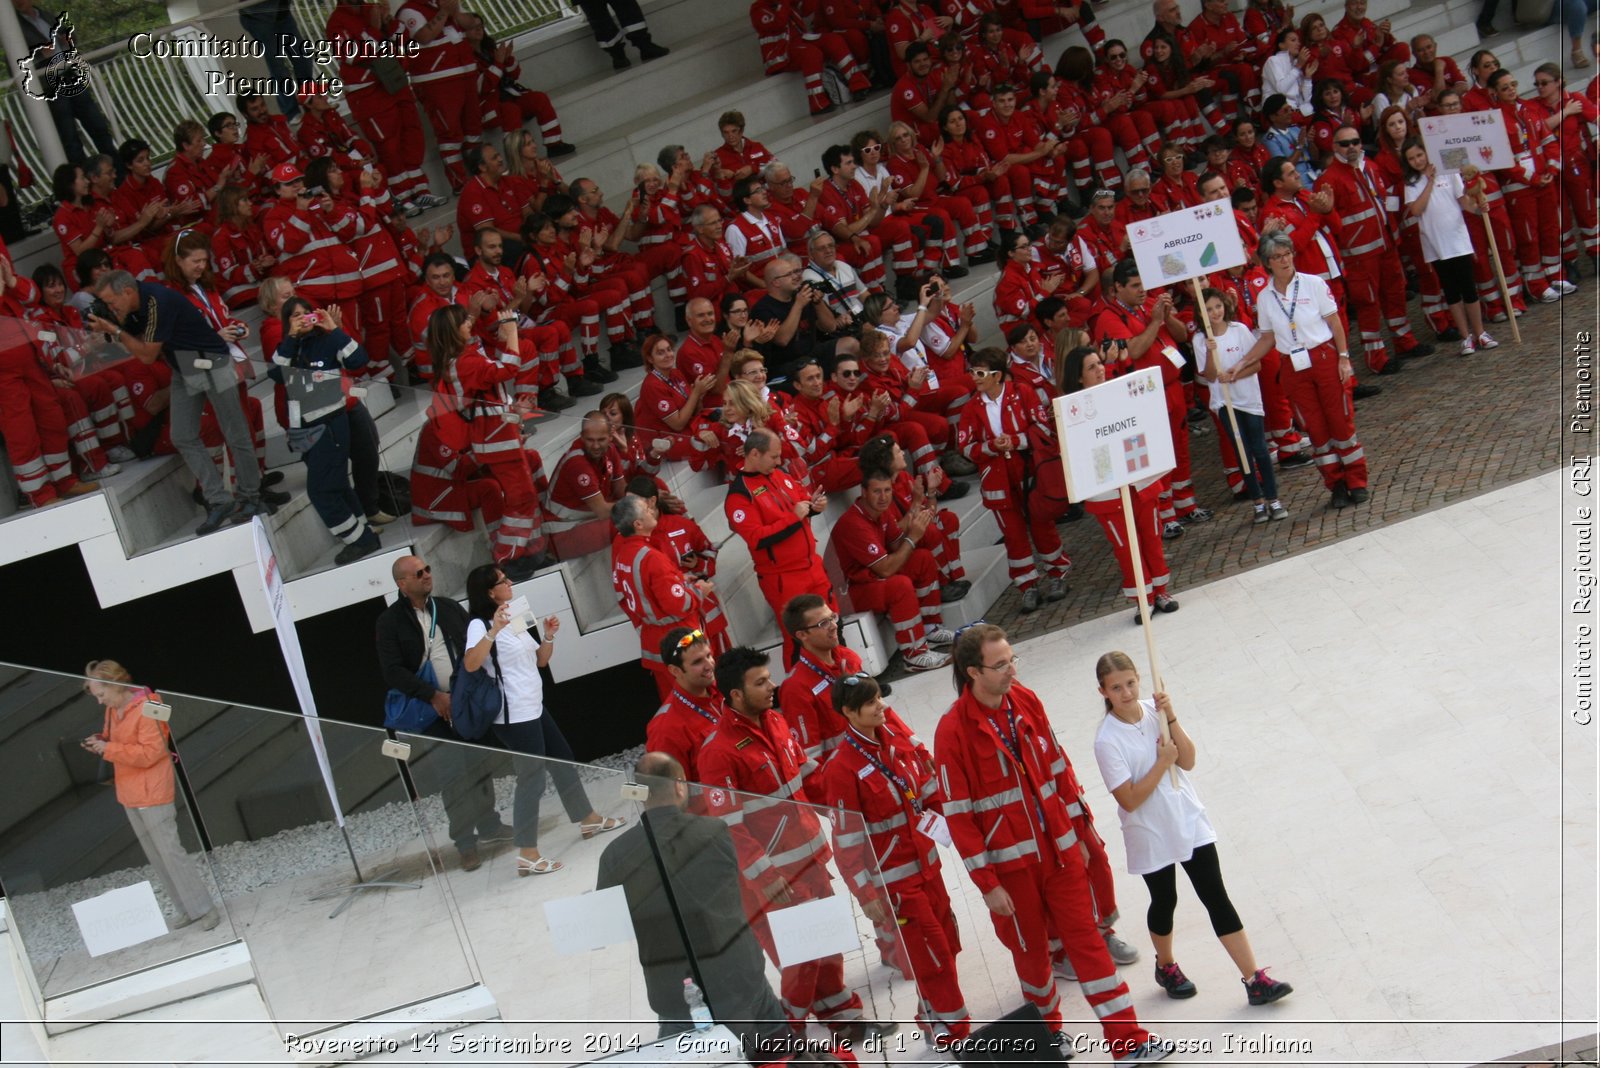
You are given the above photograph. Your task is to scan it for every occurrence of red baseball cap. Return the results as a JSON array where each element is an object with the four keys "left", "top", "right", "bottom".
[{"left": 270, "top": 163, "right": 304, "bottom": 185}]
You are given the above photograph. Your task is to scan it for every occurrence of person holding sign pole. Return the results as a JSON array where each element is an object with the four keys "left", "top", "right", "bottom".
[
  {"left": 1239, "top": 232, "right": 1367, "bottom": 510},
  {"left": 1061, "top": 345, "right": 1176, "bottom": 619},
  {"left": 1090, "top": 651, "right": 1293, "bottom": 1007},
  {"left": 1195, "top": 290, "right": 1289, "bottom": 522},
  {"left": 1399, "top": 141, "right": 1497, "bottom": 356}
]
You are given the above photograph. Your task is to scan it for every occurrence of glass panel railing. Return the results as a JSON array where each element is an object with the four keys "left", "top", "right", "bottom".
[{"left": 0, "top": 663, "right": 234, "bottom": 1005}]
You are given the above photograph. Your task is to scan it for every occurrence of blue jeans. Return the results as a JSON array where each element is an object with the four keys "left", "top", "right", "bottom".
[
  {"left": 1231, "top": 409, "right": 1279, "bottom": 501},
  {"left": 1556, "top": 0, "right": 1598, "bottom": 40},
  {"left": 238, "top": 2, "right": 316, "bottom": 117},
  {"left": 490, "top": 714, "right": 592, "bottom": 848}
]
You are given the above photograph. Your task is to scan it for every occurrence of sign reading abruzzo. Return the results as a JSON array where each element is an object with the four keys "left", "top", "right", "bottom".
[
  {"left": 1127, "top": 202, "right": 1249, "bottom": 287},
  {"left": 1053, "top": 369, "right": 1177, "bottom": 502}
]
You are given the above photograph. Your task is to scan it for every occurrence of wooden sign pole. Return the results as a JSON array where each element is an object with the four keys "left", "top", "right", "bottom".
[
  {"left": 1481, "top": 206, "right": 1522, "bottom": 345},
  {"left": 1118, "top": 484, "right": 1178, "bottom": 787},
  {"left": 1190, "top": 278, "right": 1253, "bottom": 482}
]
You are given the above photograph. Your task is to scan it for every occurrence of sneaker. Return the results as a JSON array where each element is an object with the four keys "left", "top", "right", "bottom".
[
  {"left": 1489, "top": 310, "right": 1509, "bottom": 323},
  {"left": 1556, "top": 280, "right": 1578, "bottom": 295},
  {"left": 92, "top": 461, "right": 121, "bottom": 478},
  {"left": 1043, "top": 575, "right": 1068, "bottom": 602},
  {"left": 196, "top": 501, "right": 239, "bottom": 535},
  {"left": 106, "top": 445, "right": 136, "bottom": 463},
  {"left": 925, "top": 626, "right": 956, "bottom": 646},
  {"left": 1103, "top": 931, "right": 1140, "bottom": 965},
  {"left": 1459, "top": 338, "right": 1476, "bottom": 357},
  {"left": 1539, "top": 287, "right": 1562, "bottom": 303},
  {"left": 366, "top": 511, "right": 398, "bottom": 527},
  {"left": 1161, "top": 520, "right": 1185, "bottom": 540},
  {"left": 1153, "top": 961, "right": 1197, "bottom": 999},
  {"left": 400, "top": 199, "right": 425, "bottom": 218},
  {"left": 939, "top": 579, "right": 971, "bottom": 603},
  {"left": 1180, "top": 506, "right": 1213, "bottom": 524},
  {"left": 1127, "top": 1037, "right": 1176, "bottom": 1064},
  {"left": 1153, "top": 593, "right": 1179, "bottom": 613},
  {"left": 903, "top": 647, "right": 952, "bottom": 672},
  {"left": 1020, "top": 587, "right": 1042, "bottom": 613},
  {"left": 1477, "top": 332, "right": 1499, "bottom": 350},
  {"left": 1052, "top": 956, "right": 1077, "bottom": 981},
  {"left": 413, "top": 192, "right": 450, "bottom": 209},
  {"left": 1244, "top": 968, "right": 1293, "bottom": 1005},
  {"left": 1252, "top": 504, "right": 1269, "bottom": 524},
  {"left": 1330, "top": 483, "right": 1352, "bottom": 509},
  {"left": 1269, "top": 502, "right": 1290, "bottom": 521}
]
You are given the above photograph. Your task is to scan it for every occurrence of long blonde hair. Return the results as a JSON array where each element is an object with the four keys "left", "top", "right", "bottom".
[
  {"left": 721, "top": 379, "right": 772, "bottom": 425},
  {"left": 1094, "top": 650, "right": 1138, "bottom": 712}
]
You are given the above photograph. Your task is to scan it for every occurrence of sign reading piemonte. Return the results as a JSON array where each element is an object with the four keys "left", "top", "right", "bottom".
[
  {"left": 1418, "top": 110, "right": 1515, "bottom": 174},
  {"left": 1127, "top": 201, "right": 1249, "bottom": 288},
  {"left": 1053, "top": 369, "right": 1177, "bottom": 502}
]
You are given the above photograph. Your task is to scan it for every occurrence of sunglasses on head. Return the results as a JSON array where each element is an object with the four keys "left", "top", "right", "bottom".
[
  {"left": 675, "top": 629, "right": 706, "bottom": 649},
  {"left": 840, "top": 673, "right": 871, "bottom": 687}
]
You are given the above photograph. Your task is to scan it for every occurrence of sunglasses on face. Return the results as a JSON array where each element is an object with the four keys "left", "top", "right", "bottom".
[
  {"left": 1334, "top": 138, "right": 1361, "bottom": 147},
  {"left": 837, "top": 369, "right": 864, "bottom": 378},
  {"left": 413, "top": 565, "right": 432, "bottom": 579}
]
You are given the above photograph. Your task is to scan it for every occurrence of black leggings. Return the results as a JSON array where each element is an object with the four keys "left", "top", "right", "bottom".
[
  {"left": 1432, "top": 254, "right": 1478, "bottom": 306},
  {"left": 1139, "top": 842, "right": 1243, "bottom": 938}
]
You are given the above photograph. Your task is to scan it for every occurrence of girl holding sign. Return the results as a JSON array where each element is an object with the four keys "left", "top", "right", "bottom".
[
  {"left": 1399, "top": 140, "right": 1498, "bottom": 356},
  {"left": 1090, "top": 651, "right": 1292, "bottom": 1006},
  {"left": 1195, "top": 289, "right": 1289, "bottom": 522}
]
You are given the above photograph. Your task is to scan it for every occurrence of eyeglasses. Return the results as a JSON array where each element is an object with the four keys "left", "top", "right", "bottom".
[
  {"left": 798, "top": 614, "right": 839, "bottom": 631},
  {"left": 981, "top": 656, "right": 1022, "bottom": 673},
  {"left": 1334, "top": 138, "right": 1361, "bottom": 147},
  {"left": 1106, "top": 50, "right": 1127, "bottom": 59},
  {"left": 837, "top": 368, "right": 864, "bottom": 378},
  {"left": 493, "top": 576, "right": 512, "bottom": 588},
  {"left": 1534, "top": 78, "right": 1556, "bottom": 86},
  {"left": 862, "top": 144, "right": 882, "bottom": 153},
  {"left": 413, "top": 565, "right": 432, "bottom": 579},
  {"left": 972, "top": 368, "right": 1000, "bottom": 378}
]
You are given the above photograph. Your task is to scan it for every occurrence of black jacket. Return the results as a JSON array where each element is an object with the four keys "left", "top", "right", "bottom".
[{"left": 375, "top": 595, "right": 469, "bottom": 701}]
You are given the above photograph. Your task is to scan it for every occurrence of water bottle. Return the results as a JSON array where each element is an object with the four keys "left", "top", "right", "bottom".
[{"left": 683, "top": 977, "right": 713, "bottom": 1031}]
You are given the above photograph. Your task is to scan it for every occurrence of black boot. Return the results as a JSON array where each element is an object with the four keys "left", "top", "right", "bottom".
[
  {"left": 584, "top": 353, "right": 619, "bottom": 383},
  {"left": 604, "top": 43, "right": 631, "bottom": 70},
  {"left": 629, "top": 30, "right": 670, "bottom": 61}
]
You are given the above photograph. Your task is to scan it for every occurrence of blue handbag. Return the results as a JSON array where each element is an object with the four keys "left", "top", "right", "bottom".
[
  {"left": 449, "top": 638, "right": 507, "bottom": 741},
  {"left": 383, "top": 602, "right": 443, "bottom": 733}
]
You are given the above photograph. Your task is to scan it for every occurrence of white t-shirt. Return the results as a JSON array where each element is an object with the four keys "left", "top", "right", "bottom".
[
  {"left": 1203, "top": 321, "right": 1265, "bottom": 416},
  {"left": 416, "top": 605, "right": 454, "bottom": 691},
  {"left": 464, "top": 618, "right": 543, "bottom": 723},
  {"left": 1403, "top": 171, "right": 1474, "bottom": 263},
  {"left": 1093, "top": 698, "right": 1216, "bottom": 875},
  {"left": 1253, "top": 271, "right": 1338, "bottom": 353}
]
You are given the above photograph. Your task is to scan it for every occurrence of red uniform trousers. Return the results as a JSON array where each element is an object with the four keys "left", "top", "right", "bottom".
[
  {"left": 921, "top": 193, "right": 987, "bottom": 256},
  {"left": 1558, "top": 158, "right": 1599, "bottom": 258},
  {"left": 1086, "top": 479, "right": 1169, "bottom": 606},
  {"left": 986, "top": 167, "right": 1036, "bottom": 230},
  {"left": 1258, "top": 349, "right": 1307, "bottom": 460},
  {"left": 847, "top": 546, "right": 941, "bottom": 656},
  {"left": 1155, "top": 385, "right": 1197, "bottom": 522},
  {"left": 758, "top": 560, "right": 836, "bottom": 668},
  {"left": 1507, "top": 184, "right": 1565, "bottom": 296},
  {"left": 1063, "top": 127, "right": 1119, "bottom": 192},
  {"left": 51, "top": 382, "right": 108, "bottom": 473},
  {"left": 919, "top": 506, "right": 963, "bottom": 583},
  {"left": 574, "top": 276, "right": 637, "bottom": 343},
  {"left": 887, "top": 870, "right": 968, "bottom": 1038},
  {"left": 540, "top": 297, "right": 605, "bottom": 358},
  {"left": 810, "top": 454, "right": 864, "bottom": 494},
  {"left": 3, "top": 350, "right": 80, "bottom": 504},
  {"left": 988, "top": 846, "right": 1145, "bottom": 1053},
  {"left": 771, "top": 34, "right": 871, "bottom": 114},
  {"left": 1101, "top": 110, "right": 1160, "bottom": 175},
  {"left": 746, "top": 863, "right": 864, "bottom": 1024},
  {"left": 414, "top": 73, "right": 483, "bottom": 190},
  {"left": 1139, "top": 97, "right": 1203, "bottom": 146},
  {"left": 66, "top": 366, "right": 131, "bottom": 445},
  {"left": 477, "top": 441, "right": 548, "bottom": 564},
  {"left": 635, "top": 240, "right": 684, "bottom": 304},
  {"left": 1396, "top": 223, "right": 1452, "bottom": 332},
  {"left": 1464, "top": 201, "right": 1527, "bottom": 318},
  {"left": 1281, "top": 342, "right": 1367, "bottom": 491},
  {"left": 592, "top": 253, "right": 657, "bottom": 326},
  {"left": 896, "top": 205, "right": 960, "bottom": 271},
  {"left": 985, "top": 456, "right": 1070, "bottom": 591},
  {"left": 1341, "top": 249, "right": 1417, "bottom": 373},
  {"left": 943, "top": 185, "right": 995, "bottom": 236},
  {"left": 346, "top": 87, "right": 430, "bottom": 203},
  {"left": 499, "top": 89, "right": 561, "bottom": 142},
  {"left": 358, "top": 278, "right": 408, "bottom": 382}
]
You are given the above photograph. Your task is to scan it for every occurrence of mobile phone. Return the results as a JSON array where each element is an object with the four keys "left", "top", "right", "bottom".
[{"left": 636, "top": 181, "right": 648, "bottom": 200}]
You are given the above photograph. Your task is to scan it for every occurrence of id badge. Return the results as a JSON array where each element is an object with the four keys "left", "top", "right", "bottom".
[
  {"left": 348, "top": 385, "right": 368, "bottom": 399},
  {"left": 1288, "top": 347, "right": 1312, "bottom": 372},
  {"left": 1162, "top": 345, "right": 1185, "bottom": 369},
  {"left": 191, "top": 356, "right": 214, "bottom": 370},
  {"left": 502, "top": 412, "right": 522, "bottom": 425},
  {"left": 287, "top": 399, "right": 302, "bottom": 428},
  {"left": 917, "top": 810, "right": 952, "bottom": 847}
]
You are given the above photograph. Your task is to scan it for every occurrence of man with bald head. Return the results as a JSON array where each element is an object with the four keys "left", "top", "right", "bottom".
[
  {"left": 546, "top": 410, "right": 629, "bottom": 556},
  {"left": 374, "top": 553, "right": 512, "bottom": 872},
  {"left": 751, "top": 253, "right": 857, "bottom": 378},
  {"left": 676, "top": 297, "right": 735, "bottom": 408}
]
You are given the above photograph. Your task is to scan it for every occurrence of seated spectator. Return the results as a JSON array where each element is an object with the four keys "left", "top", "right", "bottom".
[
  {"left": 113, "top": 140, "right": 184, "bottom": 267},
  {"left": 239, "top": 91, "right": 300, "bottom": 171},
  {"left": 262, "top": 162, "right": 365, "bottom": 331},
  {"left": 28, "top": 264, "right": 134, "bottom": 466},
  {"left": 832, "top": 467, "right": 954, "bottom": 671},
  {"left": 459, "top": 144, "right": 533, "bottom": 257},
  {"left": 1307, "top": 79, "right": 1369, "bottom": 168},
  {"left": 164, "top": 120, "right": 233, "bottom": 225},
  {"left": 464, "top": 227, "right": 587, "bottom": 406},
  {"left": 976, "top": 83, "right": 1071, "bottom": 222},
  {"left": 1152, "top": 143, "right": 1202, "bottom": 211},
  {"left": 801, "top": 232, "right": 868, "bottom": 324},
  {"left": 787, "top": 358, "right": 867, "bottom": 493},
  {"left": 554, "top": 185, "right": 659, "bottom": 344},
  {"left": 1408, "top": 34, "right": 1467, "bottom": 106},
  {"left": 858, "top": 298, "right": 965, "bottom": 468},
  {"left": 520, "top": 212, "right": 630, "bottom": 386},
  {"left": 710, "top": 110, "right": 774, "bottom": 202},
  {"left": 1033, "top": 212, "right": 1100, "bottom": 327},
  {"left": 854, "top": 127, "right": 962, "bottom": 283},
  {"left": 681, "top": 204, "right": 738, "bottom": 312},
  {"left": 599, "top": 392, "right": 667, "bottom": 479},
  {"left": 994, "top": 229, "right": 1067, "bottom": 336},
  {"left": 826, "top": 351, "right": 943, "bottom": 483},
  {"left": 1331, "top": 0, "right": 1409, "bottom": 88},
  {"left": 1114, "top": 167, "right": 1159, "bottom": 227},
  {"left": 269, "top": 297, "right": 383, "bottom": 564},
  {"left": 459, "top": 11, "right": 574, "bottom": 156},
  {"left": 1081, "top": 188, "right": 1129, "bottom": 274},
  {"left": 1140, "top": 35, "right": 1211, "bottom": 147},
  {"left": 210, "top": 186, "right": 276, "bottom": 310},
  {"left": 1372, "top": 59, "right": 1426, "bottom": 121},
  {"left": 612, "top": 494, "right": 712, "bottom": 700},
  {"left": 677, "top": 298, "right": 737, "bottom": 410},
  {"left": 637, "top": 333, "right": 714, "bottom": 464},
  {"left": 425, "top": 303, "right": 551, "bottom": 577},
  {"left": 883, "top": 120, "right": 990, "bottom": 263},
  {"left": 858, "top": 432, "right": 966, "bottom": 597},
  {"left": 645, "top": 634, "right": 724, "bottom": 788},
  {"left": 892, "top": 41, "right": 960, "bottom": 146},
  {"left": 727, "top": 350, "right": 786, "bottom": 416},
  {"left": 752, "top": 253, "right": 860, "bottom": 376},
  {"left": 1262, "top": 29, "right": 1315, "bottom": 118},
  {"left": 697, "top": 378, "right": 807, "bottom": 480},
  {"left": 724, "top": 177, "right": 791, "bottom": 292},
  {"left": 1201, "top": 133, "right": 1259, "bottom": 196},
  {"left": 954, "top": 346, "right": 1070, "bottom": 612},
  {"left": 750, "top": 0, "right": 871, "bottom": 116},
  {"left": 547, "top": 409, "right": 629, "bottom": 556},
  {"left": 618, "top": 164, "right": 689, "bottom": 322},
  {"left": 503, "top": 129, "right": 566, "bottom": 215},
  {"left": 763, "top": 160, "right": 828, "bottom": 258},
  {"left": 1261, "top": 94, "right": 1318, "bottom": 186},
  {"left": 939, "top": 105, "right": 1026, "bottom": 235},
  {"left": 815, "top": 143, "right": 907, "bottom": 296}
]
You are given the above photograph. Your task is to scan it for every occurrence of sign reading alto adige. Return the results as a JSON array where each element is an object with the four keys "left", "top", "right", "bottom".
[
  {"left": 1053, "top": 368, "right": 1176, "bottom": 502},
  {"left": 1128, "top": 201, "right": 1249, "bottom": 287},
  {"left": 1418, "top": 110, "right": 1515, "bottom": 174}
]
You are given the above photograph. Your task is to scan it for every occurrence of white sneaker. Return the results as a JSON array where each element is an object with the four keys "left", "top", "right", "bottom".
[
  {"left": 1489, "top": 310, "right": 1509, "bottom": 323},
  {"left": 1539, "top": 287, "right": 1562, "bottom": 303},
  {"left": 1459, "top": 338, "right": 1475, "bottom": 356},
  {"left": 902, "top": 647, "right": 952, "bottom": 672},
  {"left": 93, "top": 462, "right": 121, "bottom": 477},
  {"left": 106, "top": 445, "right": 136, "bottom": 463},
  {"left": 1477, "top": 332, "right": 1499, "bottom": 350},
  {"left": 925, "top": 626, "right": 956, "bottom": 646},
  {"left": 1556, "top": 280, "right": 1579, "bottom": 295}
]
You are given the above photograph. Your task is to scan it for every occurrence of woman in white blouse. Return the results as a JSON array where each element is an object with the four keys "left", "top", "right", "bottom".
[
  {"left": 1371, "top": 60, "right": 1426, "bottom": 121},
  {"left": 1261, "top": 27, "right": 1315, "bottom": 116},
  {"left": 463, "top": 564, "right": 623, "bottom": 875},
  {"left": 1400, "top": 139, "right": 1498, "bottom": 355}
]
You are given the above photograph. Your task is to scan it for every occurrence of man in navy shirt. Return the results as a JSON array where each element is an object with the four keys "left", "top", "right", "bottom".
[{"left": 89, "top": 271, "right": 273, "bottom": 535}]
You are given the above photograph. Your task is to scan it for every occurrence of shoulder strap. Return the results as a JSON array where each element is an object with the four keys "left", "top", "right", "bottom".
[{"left": 488, "top": 639, "right": 509, "bottom": 725}]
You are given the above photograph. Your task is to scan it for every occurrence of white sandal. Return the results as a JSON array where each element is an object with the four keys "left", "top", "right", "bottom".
[
  {"left": 579, "top": 815, "right": 626, "bottom": 840},
  {"left": 516, "top": 855, "right": 562, "bottom": 876}
]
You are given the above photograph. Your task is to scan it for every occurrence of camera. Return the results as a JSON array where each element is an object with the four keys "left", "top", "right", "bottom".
[{"left": 89, "top": 297, "right": 113, "bottom": 324}]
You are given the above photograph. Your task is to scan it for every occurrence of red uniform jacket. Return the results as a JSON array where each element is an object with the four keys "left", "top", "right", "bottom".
[
  {"left": 820, "top": 712, "right": 940, "bottom": 897},
  {"left": 646, "top": 683, "right": 724, "bottom": 786},
  {"left": 779, "top": 645, "right": 866, "bottom": 770},
  {"left": 725, "top": 467, "right": 819, "bottom": 575},
  {"left": 612, "top": 532, "right": 700, "bottom": 668}
]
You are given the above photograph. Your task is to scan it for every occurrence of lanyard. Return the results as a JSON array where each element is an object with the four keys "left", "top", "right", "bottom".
[
  {"left": 1269, "top": 276, "right": 1302, "bottom": 347},
  {"left": 846, "top": 729, "right": 921, "bottom": 811},
  {"left": 796, "top": 650, "right": 842, "bottom": 684},
  {"left": 676, "top": 689, "right": 719, "bottom": 724},
  {"left": 653, "top": 369, "right": 687, "bottom": 400},
  {"left": 983, "top": 699, "right": 1051, "bottom": 828}
]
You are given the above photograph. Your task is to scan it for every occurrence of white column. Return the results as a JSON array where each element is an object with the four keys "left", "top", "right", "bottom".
[{"left": 0, "top": 2, "right": 68, "bottom": 172}]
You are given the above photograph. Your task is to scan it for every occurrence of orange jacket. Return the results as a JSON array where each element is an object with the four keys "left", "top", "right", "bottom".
[{"left": 102, "top": 690, "right": 175, "bottom": 809}]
